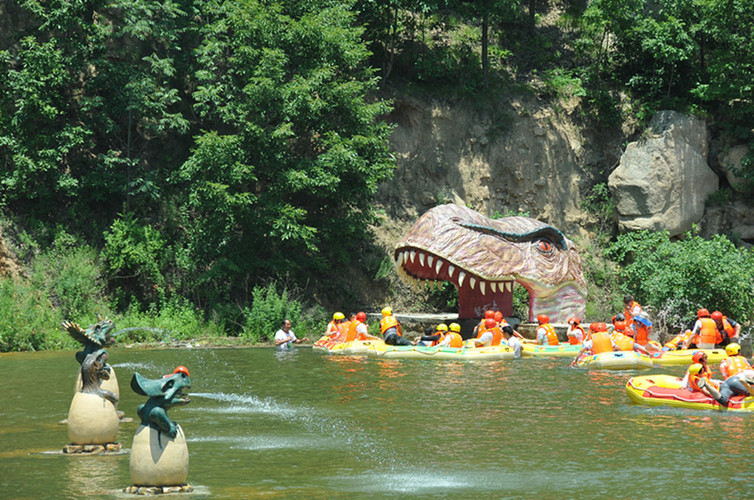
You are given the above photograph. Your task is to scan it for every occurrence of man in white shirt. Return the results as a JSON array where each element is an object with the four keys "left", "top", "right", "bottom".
[{"left": 274, "top": 319, "right": 308, "bottom": 349}]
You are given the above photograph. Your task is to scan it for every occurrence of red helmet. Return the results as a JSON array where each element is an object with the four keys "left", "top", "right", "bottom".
[
  {"left": 568, "top": 317, "right": 580, "bottom": 325},
  {"left": 493, "top": 311, "right": 504, "bottom": 322},
  {"left": 596, "top": 322, "right": 608, "bottom": 332},
  {"left": 485, "top": 310, "right": 495, "bottom": 319},
  {"left": 692, "top": 351, "right": 706, "bottom": 363},
  {"left": 484, "top": 318, "right": 497, "bottom": 329},
  {"left": 710, "top": 311, "right": 723, "bottom": 321},
  {"left": 173, "top": 365, "right": 190, "bottom": 377},
  {"left": 537, "top": 314, "right": 549, "bottom": 325},
  {"left": 356, "top": 311, "right": 367, "bottom": 322},
  {"left": 588, "top": 322, "right": 598, "bottom": 332},
  {"left": 614, "top": 321, "right": 626, "bottom": 331},
  {"left": 697, "top": 308, "right": 710, "bottom": 318}
]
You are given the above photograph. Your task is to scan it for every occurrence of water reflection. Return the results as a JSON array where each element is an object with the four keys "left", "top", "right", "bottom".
[{"left": 64, "top": 455, "right": 123, "bottom": 497}]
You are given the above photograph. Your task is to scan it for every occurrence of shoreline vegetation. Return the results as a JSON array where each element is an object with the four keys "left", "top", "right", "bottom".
[{"left": 2, "top": 1, "right": 754, "bottom": 352}]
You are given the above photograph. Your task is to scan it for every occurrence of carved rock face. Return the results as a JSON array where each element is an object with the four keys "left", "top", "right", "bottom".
[
  {"left": 130, "top": 424, "right": 189, "bottom": 487},
  {"left": 67, "top": 392, "right": 119, "bottom": 445}
]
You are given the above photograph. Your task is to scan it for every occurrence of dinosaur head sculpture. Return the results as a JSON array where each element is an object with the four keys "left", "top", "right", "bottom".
[{"left": 395, "top": 204, "right": 586, "bottom": 322}]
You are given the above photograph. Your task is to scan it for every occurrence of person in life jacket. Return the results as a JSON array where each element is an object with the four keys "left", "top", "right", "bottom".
[
  {"left": 536, "top": 315, "right": 560, "bottom": 346},
  {"left": 711, "top": 310, "right": 740, "bottom": 346},
  {"left": 566, "top": 317, "right": 586, "bottom": 345},
  {"left": 438, "top": 322, "right": 464, "bottom": 348},
  {"left": 346, "top": 311, "right": 380, "bottom": 342},
  {"left": 717, "top": 368, "right": 754, "bottom": 406},
  {"left": 623, "top": 295, "right": 653, "bottom": 345},
  {"left": 380, "top": 307, "right": 412, "bottom": 346},
  {"left": 610, "top": 322, "right": 635, "bottom": 351},
  {"left": 682, "top": 351, "right": 723, "bottom": 401},
  {"left": 473, "top": 310, "right": 496, "bottom": 337},
  {"left": 326, "top": 312, "right": 346, "bottom": 338},
  {"left": 663, "top": 329, "right": 693, "bottom": 351},
  {"left": 474, "top": 318, "right": 505, "bottom": 347},
  {"left": 683, "top": 308, "right": 720, "bottom": 349},
  {"left": 572, "top": 322, "right": 617, "bottom": 365},
  {"left": 416, "top": 323, "right": 448, "bottom": 347},
  {"left": 719, "top": 343, "right": 752, "bottom": 379}
]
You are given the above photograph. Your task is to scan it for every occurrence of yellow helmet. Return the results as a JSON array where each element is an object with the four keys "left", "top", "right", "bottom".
[
  {"left": 333, "top": 312, "right": 345, "bottom": 320},
  {"left": 381, "top": 306, "right": 393, "bottom": 316},
  {"left": 437, "top": 323, "right": 448, "bottom": 331},
  {"left": 688, "top": 363, "right": 703, "bottom": 375},
  {"left": 726, "top": 343, "right": 741, "bottom": 356},
  {"left": 449, "top": 323, "right": 461, "bottom": 333}
]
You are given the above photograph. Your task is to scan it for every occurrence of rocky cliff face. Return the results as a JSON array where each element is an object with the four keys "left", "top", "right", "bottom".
[{"left": 373, "top": 93, "right": 627, "bottom": 251}]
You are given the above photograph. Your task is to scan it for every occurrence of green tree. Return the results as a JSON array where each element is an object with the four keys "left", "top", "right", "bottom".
[{"left": 177, "top": 0, "right": 395, "bottom": 308}]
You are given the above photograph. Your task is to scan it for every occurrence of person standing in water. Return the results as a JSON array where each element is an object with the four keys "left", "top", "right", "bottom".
[{"left": 274, "top": 319, "right": 309, "bottom": 349}]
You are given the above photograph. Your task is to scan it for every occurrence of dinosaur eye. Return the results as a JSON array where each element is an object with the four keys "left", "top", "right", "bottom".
[{"left": 536, "top": 239, "right": 554, "bottom": 254}]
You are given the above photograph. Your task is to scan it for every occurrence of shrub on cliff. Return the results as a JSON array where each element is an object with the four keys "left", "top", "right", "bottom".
[{"left": 607, "top": 228, "right": 754, "bottom": 331}]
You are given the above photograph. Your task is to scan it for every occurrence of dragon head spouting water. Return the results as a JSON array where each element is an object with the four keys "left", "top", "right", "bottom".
[{"left": 395, "top": 204, "right": 586, "bottom": 323}]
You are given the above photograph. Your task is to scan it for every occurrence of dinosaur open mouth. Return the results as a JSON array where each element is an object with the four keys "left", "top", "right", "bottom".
[{"left": 395, "top": 246, "right": 517, "bottom": 319}]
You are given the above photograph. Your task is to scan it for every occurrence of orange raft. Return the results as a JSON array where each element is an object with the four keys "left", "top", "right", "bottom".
[{"left": 625, "top": 374, "right": 754, "bottom": 412}]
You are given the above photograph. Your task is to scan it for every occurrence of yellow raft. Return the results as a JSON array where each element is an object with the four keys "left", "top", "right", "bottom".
[
  {"left": 626, "top": 374, "right": 754, "bottom": 412},
  {"left": 312, "top": 336, "right": 386, "bottom": 355},
  {"left": 574, "top": 350, "right": 653, "bottom": 370},
  {"left": 366, "top": 342, "right": 515, "bottom": 360},
  {"left": 522, "top": 343, "right": 582, "bottom": 358},
  {"left": 648, "top": 348, "right": 727, "bottom": 366}
]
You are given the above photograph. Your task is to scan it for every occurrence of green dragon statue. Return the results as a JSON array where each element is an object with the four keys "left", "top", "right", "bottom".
[
  {"left": 130, "top": 367, "right": 192, "bottom": 443},
  {"left": 62, "top": 315, "right": 115, "bottom": 365},
  {"left": 395, "top": 204, "right": 586, "bottom": 322}
]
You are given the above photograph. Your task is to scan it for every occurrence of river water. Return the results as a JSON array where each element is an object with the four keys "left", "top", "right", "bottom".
[{"left": 1, "top": 346, "right": 752, "bottom": 499}]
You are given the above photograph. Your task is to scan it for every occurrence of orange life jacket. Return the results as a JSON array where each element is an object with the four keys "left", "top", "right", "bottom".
[
  {"left": 380, "top": 315, "right": 399, "bottom": 335},
  {"left": 664, "top": 330, "right": 691, "bottom": 350},
  {"left": 568, "top": 325, "right": 586, "bottom": 345},
  {"left": 444, "top": 331, "right": 463, "bottom": 348},
  {"left": 720, "top": 355, "right": 752, "bottom": 379},
  {"left": 479, "top": 326, "right": 504, "bottom": 346},
  {"left": 590, "top": 331, "right": 614, "bottom": 354},
  {"left": 687, "top": 364, "right": 717, "bottom": 392},
  {"left": 345, "top": 320, "right": 361, "bottom": 342},
  {"left": 699, "top": 317, "right": 720, "bottom": 345},
  {"left": 611, "top": 332, "right": 635, "bottom": 351},
  {"left": 540, "top": 324, "right": 559, "bottom": 346},
  {"left": 326, "top": 320, "right": 339, "bottom": 337},
  {"left": 722, "top": 318, "right": 736, "bottom": 339}
]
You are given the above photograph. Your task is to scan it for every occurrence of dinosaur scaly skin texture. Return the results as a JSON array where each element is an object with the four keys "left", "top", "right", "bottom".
[
  {"left": 131, "top": 371, "right": 191, "bottom": 443},
  {"left": 395, "top": 204, "right": 586, "bottom": 322}
]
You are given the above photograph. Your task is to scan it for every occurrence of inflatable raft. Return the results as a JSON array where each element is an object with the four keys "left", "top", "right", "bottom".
[
  {"left": 366, "top": 342, "right": 515, "bottom": 360},
  {"left": 313, "top": 336, "right": 386, "bottom": 355},
  {"left": 626, "top": 374, "right": 754, "bottom": 412},
  {"left": 648, "top": 348, "right": 727, "bottom": 366},
  {"left": 522, "top": 343, "right": 582, "bottom": 358},
  {"left": 574, "top": 351, "right": 653, "bottom": 370}
]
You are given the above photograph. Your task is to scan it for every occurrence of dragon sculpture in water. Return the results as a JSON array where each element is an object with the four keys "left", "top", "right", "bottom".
[
  {"left": 80, "top": 348, "right": 119, "bottom": 404},
  {"left": 131, "top": 367, "right": 192, "bottom": 443},
  {"left": 62, "top": 315, "right": 115, "bottom": 365},
  {"left": 395, "top": 204, "right": 586, "bottom": 322}
]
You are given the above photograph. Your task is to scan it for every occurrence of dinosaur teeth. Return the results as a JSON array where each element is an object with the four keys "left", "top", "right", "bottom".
[
  {"left": 427, "top": 255, "right": 434, "bottom": 268},
  {"left": 435, "top": 260, "right": 442, "bottom": 274},
  {"left": 505, "top": 281, "right": 513, "bottom": 292},
  {"left": 469, "top": 276, "right": 476, "bottom": 290},
  {"left": 448, "top": 265, "right": 455, "bottom": 279},
  {"left": 409, "top": 250, "right": 416, "bottom": 264},
  {"left": 480, "top": 281, "right": 486, "bottom": 295},
  {"left": 396, "top": 252, "right": 404, "bottom": 267},
  {"left": 458, "top": 271, "right": 466, "bottom": 287},
  {"left": 419, "top": 252, "right": 425, "bottom": 267},
  {"left": 490, "top": 282, "right": 498, "bottom": 293}
]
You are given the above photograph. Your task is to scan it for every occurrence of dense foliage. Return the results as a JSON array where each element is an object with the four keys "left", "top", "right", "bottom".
[
  {"left": 0, "top": 0, "right": 753, "bottom": 348},
  {"left": 608, "top": 229, "right": 754, "bottom": 332}
]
